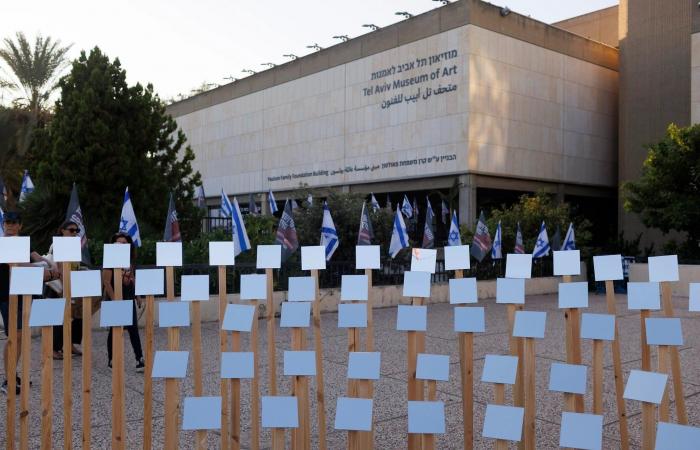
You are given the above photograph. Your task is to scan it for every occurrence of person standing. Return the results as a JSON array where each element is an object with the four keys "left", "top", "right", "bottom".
[{"left": 101, "top": 232, "right": 144, "bottom": 372}]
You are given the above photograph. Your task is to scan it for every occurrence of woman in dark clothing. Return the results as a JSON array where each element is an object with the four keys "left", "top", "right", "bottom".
[{"left": 102, "top": 232, "right": 144, "bottom": 372}]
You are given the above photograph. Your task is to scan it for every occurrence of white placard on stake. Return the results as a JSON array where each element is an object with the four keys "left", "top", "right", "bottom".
[
  {"left": 347, "top": 352, "right": 381, "bottom": 380},
  {"left": 559, "top": 412, "right": 603, "bottom": 450},
  {"left": 548, "top": 363, "right": 587, "bottom": 395},
  {"left": 158, "top": 301, "right": 190, "bottom": 327},
  {"left": 222, "top": 304, "right": 256, "bottom": 332},
  {"left": 0, "top": 236, "right": 30, "bottom": 263},
  {"left": 261, "top": 396, "right": 299, "bottom": 428},
  {"left": 627, "top": 282, "right": 661, "bottom": 310},
  {"left": 180, "top": 275, "right": 210, "bottom": 301},
  {"left": 356, "top": 245, "right": 381, "bottom": 269},
  {"left": 623, "top": 370, "right": 668, "bottom": 404},
  {"left": 443, "top": 245, "right": 470, "bottom": 271},
  {"left": 402, "top": 271, "right": 431, "bottom": 298},
  {"left": 416, "top": 354, "right": 450, "bottom": 381},
  {"left": 483, "top": 404, "right": 524, "bottom": 442},
  {"left": 182, "top": 396, "right": 222, "bottom": 430},
  {"left": 396, "top": 305, "right": 427, "bottom": 331},
  {"left": 256, "top": 244, "right": 281, "bottom": 269},
  {"left": 209, "top": 241, "right": 236, "bottom": 266},
  {"left": 644, "top": 318, "right": 683, "bottom": 346},
  {"left": 512, "top": 311, "right": 547, "bottom": 339},
  {"left": 449, "top": 277, "right": 478, "bottom": 304},
  {"left": 240, "top": 274, "right": 267, "bottom": 300},
  {"left": 135, "top": 269, "right": 165, "bottom": 296},
  {"left": 156, "top": 242, "right": 183, "bottom": 267},
  {"left": 558, "top": 282, "right": 589, "bottom": 309},
  {"left": 102, "top": 243, "right": 131, "bottom": 268},
  {"left": 648, "top": 255, "right": 679, "bottom": 282},
  {"left": 152, "top": 351, "right": 189, "bottom": 378},
  {"left": 340, "top": 275, "right": 368, "bottom": 301},
  {"left": 407, "top": 401, "right": 446, "bottom": 434},
  {"left": 338, "top": 303, "right": 367, "bottom": 328},
  {"left": 29, "top": 299, "right": 66, "bottom": 327},
  {"left": 655, "top": 422, "right": 700, "bottom": 450},
  {"left": 593, "top": 255, "right": 623, "bottom": 281},
  {"left": 221, "top": 352, "right": 255, "bottom": 379},
  {"left": 288, "top": 276, "right": 315, "bottom": 302},
  {"left": 411, "top": 248, "right": 437, "bottom": 273},
  {"left": 505, "top": 253, "right": 533, "bottom": 279},
  {"left": 334, "top": 397, "right": 373, "bottom": 431},
  {"left": 99, "top": 300, "right": 134, "bottom": 327},
  {"left": 454, "top": 306, "right": 485, "bottom": 333},
  {"left": 553, "top": 250, "right": 581, "bottom": 276},
  {"left": 283, "top": 350, "right": 317, "bottom": 376},
  {"left": 9, "top": 266, "right": 44, "bottom": 295},
  {"left": 280, "top": 302, "right": 311, "bottom": 328},
  {"left": 52, "top": 236, "right": 81, "bottom": 262},
  {"left": 496, "top": 278, "right": 525, "bottom": 304},
  {"left": 301, "top": 245, "right": 326, "bottom": 270},
  {"left": 690, "top": 283, "right": 700, "bottom": 312},
  {"left": 482, "top": 355, "right": 519, "bottom": 385},
  {"left": 580, "top": 313, "right": 615, "bottom": 341},
  {"left": 70, "top": 270, "right": 102, "bottom": 298}
]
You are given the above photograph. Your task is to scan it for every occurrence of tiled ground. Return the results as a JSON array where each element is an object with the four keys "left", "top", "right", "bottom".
[{"left": 1, "top": 292, "right": 698, "bottom": 449}]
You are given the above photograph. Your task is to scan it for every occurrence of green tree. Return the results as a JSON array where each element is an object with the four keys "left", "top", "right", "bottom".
[
  {"left": 623, "top": 124, "right": 700, "bottom": 257},
  {"left": 0, "top": 32, "right": 71, "bottom": 119},
  {"left": 29, "top": 47, "right": 201, "bottom": 244}
]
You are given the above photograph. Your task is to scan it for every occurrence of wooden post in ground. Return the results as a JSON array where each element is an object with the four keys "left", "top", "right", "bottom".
[
  {"left": 592, "top": 339, "right": 604, "bottom": 414},
  {"left": 266, "top": 268, "right": 277, "bottom": 396},
  {"left": 40, "top": 322, "right": 53, "bottom": 450},
  {"left": 143, "top": 294, "right": 154, "bottom": 450},
  {"left": 603, "top": 280, "right": 629, "bottom": 449},
  {"left": 507, "top": 304, "right": 525, "bottom": 408},
  {"left": 62, "top": 261, "right": 74, "bottom": 450},
  {"left": 658, "top": 345, "right": 671, "bottom": 422},
  {"left": 164, "top": 265, "right": 180, "bottom": 450},
  {"left": 111, "top": 267, "right": 126, "bottom": 450},
  {"left": 422, "top": 380, "right": 438, "bottom": 450},
  {"left": 493, "top": 383, "right": 507, "bottom": 450},
  {"left": 6, "top": 289, "right": 18, "bottom": 450},
  {"left": 19, "top": 294, "right": 31, "bottom": 449},
  {"left": 81, "top": 294, "right": 93, "bottom": 450},
  {"left": 641, "top": 401, "right": 656, "bottom": 450},
  {"left": 560, "top": 274, "right": 584, "bottom": 413},
  {"left": 659, "top": 281, "right": 687, "bottom": 424},
  {"left": 217, "top": 266, "right": 230, "bottom": 450},
  {"left": 310, "top": 269, "right": 327, "bottom": 450}
]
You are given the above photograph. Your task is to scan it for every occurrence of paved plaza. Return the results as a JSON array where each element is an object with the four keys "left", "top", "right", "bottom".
[{"left": 2, "top": 291, "right": 699, "bottom": 449}]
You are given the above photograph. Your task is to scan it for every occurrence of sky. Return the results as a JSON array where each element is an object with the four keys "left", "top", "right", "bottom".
[{"left": 1, "top": 0, "right": 618, "bottom": 102}]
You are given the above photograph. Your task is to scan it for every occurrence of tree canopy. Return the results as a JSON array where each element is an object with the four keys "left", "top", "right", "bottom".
[
  {"left": 623, "top": 123, "right": 700, "bottom": 256},
  {"left": 28, "top": 47, "right": 201, "bottom": 244}
]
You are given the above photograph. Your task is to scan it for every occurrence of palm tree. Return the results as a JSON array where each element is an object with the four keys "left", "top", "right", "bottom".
[{"left": 0, "top": 32, "right": 72, "bottom": 118}]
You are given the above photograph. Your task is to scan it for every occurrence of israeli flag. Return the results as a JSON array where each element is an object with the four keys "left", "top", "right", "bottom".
[
  {"left": 268, "top": 190, "right": 278, "bottom": 214},
  {"left": 401, "top": 195, "right": 413, "bottom": 218},
  {"left": 491, "top": 221, "right": 503, "bottom": 259},
  {"left": 532, "top": 221, "right": 550, "bottom": 258},
  {"left": 370, "top": 193, "right": 380, "bottom": 212},
  {"left": 562, "top": 222, "right": 576, "bottom": 251},
  {"left": 221, "top": 190, "right": 250, "bottom": 255},
  {"left": 320, "top": 201, "right": 339, "bottom": 260},
  {"left": 19, "top": 170, "right": 34, "bottom": 202},
  {"left": 118, "top": 187, "right": 141, "bottom": 247},
  {"left": 447, "top": 211, "right": 462, "bottom": 246},
  {"left": 389, "top": 206, "right": 409, "bottom": 258}
]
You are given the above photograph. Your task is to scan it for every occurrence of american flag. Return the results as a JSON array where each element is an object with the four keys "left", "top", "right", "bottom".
[
  {"left": 422, "top": 198, "right": 435, "bottom": 249},
  {"left": 275, "top": 200, "right": 298, "bottom": 262},
  {"left": 357, "top": 202, "right": 374, "bottom": 245},
  {"left": 470, "top": 210, "right": 492, "bottom": 262}
]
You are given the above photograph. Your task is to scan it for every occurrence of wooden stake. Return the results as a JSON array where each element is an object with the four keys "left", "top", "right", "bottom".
[
  {"left": 561, "top": 274, "right": 583, "bottom": 412},
  {"left": 164, "top": 266, "right": 180, "bottom": 450},
  {"left": 40, "top": 325, "right": 53, "bottom": 450},
  {"left": 19, "top": 294, "right": 31, "bottom": 449},
  {"left": 143, "top": 295, "right": 154, "bottom": 450},
  {"left": 658, "top": 345, "right": 670, "bottom": 422},
  {"left": 82, "top": 296, "right": 93, "bottom": 450},
  {"left": 266, "top": 268, "right": 277, "bottom": 396},
  {"left": 641, "top": 401, "right": 655, "bottom": 450},
  {"left": 407, "top": 326, "right": 419, "bottom": 450},
  {"left": 494, "top": 383, "right": 507, "bottom": 450},
  {"left": 660, "top": 281, "right": 687, "bottom": 424},
  {"left": 291, "top": 327, "right": 310, "bottom": 450},
  {"left": 640, "top": 309, "right": 651, "bottom": 371},
  {"left": 272, "top": 429, "right": 285, "bottom": 450},
  {"left": 6, "top": 291, "right": 17, "bottom": 450},
  {"left": 111, "top": 267, "right": 126, "bottom": 450},
  {"left": 422, "top": 380, "right": 437, "bottom": 450},
  {"left": 192, "top": 300, "right": 207, "bottom": 449},
  {"left": 365, "top": 268, "right": 374, "bottom": 353},
  {"left": 604, "top": 280, "right": 629, "bottom": 449},
  {"left": 311, "top": 269, "right": 327, "bottom": 450},
  {"left": 592, "top": 339, "right": 604, "bottom": 415},
  {"left": 507, "top": 304, "right": 525, "bottom": 410},
  {"left": 459, "top": 330, "right": 474, "bottom": 450},
  {"left": 217, "top": 266, "right": 230, "bottom": 450},
  {"left": 231, "top": 328, "right": 241, "bottom": 450},
  {"left": 357, "top": 379, "right": 373, "bottom": 450},
  {"left": 523, "top": 338, "right": 536, "bottom": 450},
  {"left": 62, "top": 262, "right": 74, "bottom": 450},
  {"left": 250, "top": 302, "right": 261, "bottom": 450}
]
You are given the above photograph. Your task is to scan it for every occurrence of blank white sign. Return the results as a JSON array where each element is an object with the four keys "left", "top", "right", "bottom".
[
  {"left": 655, "top": 422, "right": 700, "bottom": 450},
  {"left": 505, "top": 254, "right": 532, "bottom": 279},
  {"left": 29, "top": 299, "right": 65, "bottom": 327},
  {"left": 559, "top": 412, "right": 603, "bottom": 450},
  {"left": 180, "top": 275, "right": 210, "bottom": 302},
  {"left": 407, "top": 401, "right": 445, "bottom": 434},
  {"left": 338, "top": 303, "right": 367, "bottom": 328},
  {"left": 449, "top": 278, "right": 478, "bottom": 304},
  {"left": 221, "top": 352, "right": 255, "bottom": 379},
  {"left": 593, "top": 255, "right": 623, "bottom": 281},
  {"left": 356, "top": 245, "right": 380, "bottom": 269},
  {"left": 135, "top": 269, "right": 165, "bottom": 296},
  {"left": 334, "top": 397, "right": 373, "bottom": 431},
  {"left": 262, "top": 396, "right": 298, "bottom": 428},
  {"left": 496, "top": 278, "right": 525, "bottom": 305},
  {"left": 402, "top": 271, "right": 431, "bottom": 298},
  {"left": 283, "top": 350, "right": 316, "bottom": 376},
  {"left": 340, "top": 275, "right": 368, "bottom": 301},
  {"left": 347, "top": 352, "right": 381, "bottom": 380},
  {"left": 553, "top": 250, "right": 581, "bottom": 276},
  {"left": 301, "top": 245, "right": 326, "bottom": 270},
  {"left": 70, "top": 270, "right": 102, "bottom": 298},
  {"left": 416, "top": 354, "right": 449, "bottom": 381},
  {"left": 483, "top": 404, "right": 524, "bottom": 442},
  {"left": 222, "top": 304, "right": 256, "bottom": 332},
  {"left": 623, "top": 369, "right": 668, "bottom": 404},
  {"left": 645, "top": 318, "right": 683, "bottom": 346},
  {"left": 99, "top": 300, "right": 134, "bottom": 327},
  {"left": 156, "top": 242, "right": 183, "bottom": 267},
  {"left": 182, "top": 396, "right": 222, "bottom": 430},
  {"left": 443, "top": 245, "right": 470, "bottom": 271},
  {"left": 10, "top": 266, "right": 44, "bottom": 295},
  {"left": 240, "top": 274, "right": 267, "bottom": 300},
  {"left": 0, "top": 236, "right": 30, "bottom": 263},
  {"left": 580, "top": 313, "right": 615, "bottom": 341},
  {"left": 558, "top": 282, "right": 589, "bottom": 309},
  {"left": 158, "top": 301, "right": 190, "bottom": 327},
  {"left": 411, "top": 248, "right": 437, "bottom": 273},
  {"left": 102, "top": 244, "right": 130, "bottom": 269},
  {"left": 209, "top": 241, "right": 235, "bottom": 266},
  {"left": 690, "top": 283, "right": 700, "bottom": 312},
  {"left": 549, "top": 363, "right": 587, "bottom": 395},
  {"left": 396, "top": 305, "right": 427, "bottom": 332},
  {"left": 288, "top": 277, "right": 315, "bottom": 302},
  {"left": 280, "top": 302, "right": 311, "bottom": 328},
  {"left": 257, "top": 245, "right": 281, "bottom": 269},
  {"left": 53, "top": 236, "right": 81, "bottom": 262},
  {"left": 648, "top": 255, "right": 679, "bottom": 282},
  {"left": 454, "top": 306, "right": 485, "bottom": 333},
  {"left": 512, "top": 311, "right": 547, "bottom": 339},
  {"left": 152, "top": 351, "right": 189, "bottom": 378},
  {"left": 627, "top": 282, "right": 660, "bottom": 310},
  {"left": 482, "top": 354, "right": 518, "bottom": 385}
]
